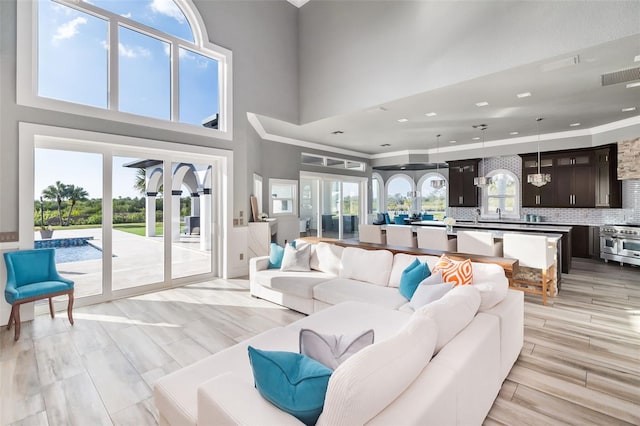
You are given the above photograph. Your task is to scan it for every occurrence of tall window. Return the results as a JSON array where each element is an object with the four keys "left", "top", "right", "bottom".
[
  {"left": 371, "top": 173, "right": 383, "bottom": 213},
  {"left": 21, "top": 0, "right": 231, "bottom": 137},
  {"left": 269, "top": 179, "right": 297, "bottom": 216},
  {"left": 483, "top": 170, "right": 520, "bottom": 219},
  {"left": 386, "top": 174, "right": 414, "bottom": 218},
  {"left": 418, "top": 173, "right": 447, "bottom": 219}
]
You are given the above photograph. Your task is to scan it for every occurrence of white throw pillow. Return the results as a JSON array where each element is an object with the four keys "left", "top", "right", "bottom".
[
  {"left": 299, "top": 328, "right": 374, "bottom": 370},
  {"left": 416, "top": 284, "right": 481, "bottom": 353},
  {"left": 280, "top": 243, "right": 311, "bottom": 272},
  {"left": 317, "top": 314, "right": 437, "bottom": 426},
  {"left": 339, "top": 247, "right": 393, "bottom": 286},
  {"left": 471, "top": 262, "right": 509, "bottom": 311},
  {"left": 409, "top": 272, "right": 454, "bottom": 310},
  {"left": 309, "top": 243, "right": 343, "bottom": 275}
]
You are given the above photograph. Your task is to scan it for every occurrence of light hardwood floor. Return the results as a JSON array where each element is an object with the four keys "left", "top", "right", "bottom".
[{"left": 0, "top": 259, "right": 638, "bottom": 425}]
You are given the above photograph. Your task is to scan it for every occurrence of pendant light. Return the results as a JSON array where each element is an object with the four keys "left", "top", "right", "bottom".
[
  {"left": 473, "top": 124, "right": 491, "bottom": 186},
  {"left": 431, "top": 134, "right": 446, "bottom": 189},
  {"left": 527, "top": 117, "right": 551, "bottom": 187}
]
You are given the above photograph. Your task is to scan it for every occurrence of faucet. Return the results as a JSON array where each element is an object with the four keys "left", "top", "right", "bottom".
[
  {"left": 474, "top": 209, "right": 480, "bottom": 224},
  {"left": 496, "top": 208, "right": 502, "bottom": 220}
]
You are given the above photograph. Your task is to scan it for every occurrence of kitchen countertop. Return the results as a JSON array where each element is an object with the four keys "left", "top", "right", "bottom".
[{"left": 414, "top": 220, "right": 573, "bottom": 233}]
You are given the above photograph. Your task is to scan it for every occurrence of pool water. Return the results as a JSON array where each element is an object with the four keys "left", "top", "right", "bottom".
[{"left": 55, "top": 244, "right": 103, "bottom": 264}]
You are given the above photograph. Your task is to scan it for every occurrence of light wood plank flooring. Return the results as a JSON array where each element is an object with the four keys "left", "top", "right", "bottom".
[{"left": 1, "top": 259, "right": 638, "bottom": 425}]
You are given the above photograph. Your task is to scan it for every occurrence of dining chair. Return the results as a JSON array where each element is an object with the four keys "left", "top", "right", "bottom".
[{"left": 4, "top": 248, "right": 75, "bottom": 340}]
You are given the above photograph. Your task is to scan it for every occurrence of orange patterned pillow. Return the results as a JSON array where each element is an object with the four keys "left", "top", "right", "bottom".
[
  {"left": 432, "top": 255, "right": 454, "bottom": 273},
  {"left": 441, "top": 259, "right": 473, "bottom": 286}
]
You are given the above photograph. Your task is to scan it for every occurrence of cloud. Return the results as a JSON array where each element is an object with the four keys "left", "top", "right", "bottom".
[
  {"left": 118, "top": 43, "right": 151, "bottom": 58},
  {"left": 52, "top": 17, "right": 87, "bottom": 45},
  {"left": 149, "top": 0, "right": 186, "bottom": 23}
]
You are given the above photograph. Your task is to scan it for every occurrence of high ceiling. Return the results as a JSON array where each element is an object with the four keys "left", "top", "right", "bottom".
[{"left": 254, "top": 34, "right": 640, "bottom": 157}]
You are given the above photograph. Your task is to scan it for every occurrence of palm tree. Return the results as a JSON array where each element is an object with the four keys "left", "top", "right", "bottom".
[
  {"left": 65, "top": 185, "right": 89, "bottom": 226},
  {"left": 42, "top": 181, "right": 67, "bottom": 227},
  {"left": 134, "top": 168, "right": 146, "bottom": 196}
]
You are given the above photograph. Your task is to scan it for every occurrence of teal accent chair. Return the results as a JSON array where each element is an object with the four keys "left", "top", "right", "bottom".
[{"left": 4, "top": 248, "right": 74, "bottom": 340}]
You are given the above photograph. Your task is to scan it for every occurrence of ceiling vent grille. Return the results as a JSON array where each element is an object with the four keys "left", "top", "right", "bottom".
[{"left": 601, "top": 67, "right": 640, "bottom": 86}]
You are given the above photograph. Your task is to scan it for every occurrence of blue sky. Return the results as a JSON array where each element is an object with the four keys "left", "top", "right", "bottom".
[{"left": 35, "top": 0, "right": 219, "bottom": 199}]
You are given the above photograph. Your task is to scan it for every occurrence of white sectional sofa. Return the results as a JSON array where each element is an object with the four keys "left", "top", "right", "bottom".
[{"left": 154, "top": 241, "right": 524, "bottom": 426}]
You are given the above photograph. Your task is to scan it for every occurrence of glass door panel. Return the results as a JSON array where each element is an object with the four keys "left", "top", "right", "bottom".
[
  {"left": 322, "top": 180, "right": 340, "bottom": 238},
  {"left": 34, "top": 148, "right": 103, "bottom": 299},
  {"left": 112, "top": 156, "right": 164, "bottom": 290},
  {"left": 172, "top": 162, "right": 212, "bottom": 279},
  {"left": 342, "top": 182, "right": 359, "bottom": 239}
]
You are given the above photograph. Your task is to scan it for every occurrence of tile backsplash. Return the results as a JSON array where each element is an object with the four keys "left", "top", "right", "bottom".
[{"left": 449, "top": 155, "right": 639, "bottom": 225}]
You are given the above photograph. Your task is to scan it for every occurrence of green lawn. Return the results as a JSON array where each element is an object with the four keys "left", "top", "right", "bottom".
[{"left": 35, "top": 223, "right": 165, "bottom": 236}]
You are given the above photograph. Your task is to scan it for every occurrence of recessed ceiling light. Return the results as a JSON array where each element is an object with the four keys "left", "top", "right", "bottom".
[
  {"left": 366, "top": 106, "right": 388, "bottom": 113},
  {"left": 626, "top": 82, "right": 640, "bottom": 88},
  {"left": 380, "top": 143, "right": 391, "bottom": 147},
  {"left": 516, "top": 92, "right": 531, "bottom": 98},
  {"left": 475, "top": 101, "right": 489, "bottom": 107},
  {"left": 331, "top": 130, "right": 344, "bottom": 135},
  {"left": 569, "top": 123, "right": 581, "bottom": 127},
  {"left": 424, "top": 112, "right": 437, "bottom": 117},
  {"left": 635, "top": 55, "right": 640, "bottom": 62},
  {"left": 449, "top": 140, "right": 457, "bottom": 144},
  {"left": 509, "top": 131, "right": 519, "bottom": 135},
  {"left": 397, "top": 118, "right": 409, "bottom": 123},
  {"left": 472, "top": 137, "right": 480, "bottom": 141},
  {"left": 622, "top": 107, "right": 637, "bottom": 112}
]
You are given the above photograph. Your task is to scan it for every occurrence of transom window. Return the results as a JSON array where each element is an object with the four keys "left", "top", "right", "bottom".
[
  {"left": 482, "top": 170, "right": 520, "bottom": 219},
  {"left": 20, "top": 0, "right": 231, "bottom": 138}
]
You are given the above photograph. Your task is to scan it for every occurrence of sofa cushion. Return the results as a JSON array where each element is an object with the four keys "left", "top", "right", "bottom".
[
  {"left": 339, "top": 247, "right": 393, "bottom": 286},
  {"left": 281, "top": 243, "right": 311, "bottom": 272},
  {"left": 248, "top": 347, "right": 332, "bottom": 426},
  {"left": 409, "top": 273, "right": 454, "bottom": 310},
  {"left": 313, "top": 279, "right": 408, "bottom": 310},
  {"left": 299, "top": 328, "right": 374, "bottom": 370},
  {"left": 309, "top": 242, "right": 343, "bottom": 276},
  {"left": 254, "top": 269, "right": 335, "bottom": 299},
  {"left": 416, "top": 284, "right": 481, "bottom": 353},
  {"left": 471, "top": 263, "right": 509, "bottom": 311},
  {"left": 388, "top": 253, "right": 438, "bottom": 288},
  {"left": 399, "top": 259, "right": 431, "bottom": 300},
  {"left": 317, "top": 313, "right": 437, "bottom": 426}
]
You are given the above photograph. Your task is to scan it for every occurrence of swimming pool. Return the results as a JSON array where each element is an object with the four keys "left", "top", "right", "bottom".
[{"left": 35, "top": 237, "right": 105, "bottom": 264}]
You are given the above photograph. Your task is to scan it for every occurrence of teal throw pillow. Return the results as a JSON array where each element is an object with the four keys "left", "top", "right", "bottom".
[
  {"left": 399, "top": 258, "right": 431, "bottom": 300},
  {"left": 268, "top": 241, "right": 296, "bottom": 269},
  {"left": 384, "top": 213, "right": 391, "bottom": 224},
  {"left": 248, "top": 346, "right": 332, "bottom": 426}
]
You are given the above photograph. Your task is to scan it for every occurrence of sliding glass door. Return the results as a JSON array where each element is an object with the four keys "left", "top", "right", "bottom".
[{"left": 301, "top": 172, "right": 366, "bottom": 240}]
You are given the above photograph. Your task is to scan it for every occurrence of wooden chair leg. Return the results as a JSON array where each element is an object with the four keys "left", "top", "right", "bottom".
[
  {"left": 541, "top": 269, "right": 547, "bottom": 306},
  {"left": 67, "top": 291, "right": 74, "bottom": 325},
  {"left": 49, "top": 298, "right": 55, "bottom": 319},
  {"left": 14, "top": 303, "right": 21, "bottom": 341},
  {"left": 550, "top": 265, "right": 557, "bottom": 297},
  {"left": 7, "top": 304, "right": 16, "bottom": 330}
]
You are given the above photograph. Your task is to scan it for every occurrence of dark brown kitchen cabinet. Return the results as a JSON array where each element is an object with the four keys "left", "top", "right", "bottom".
[
  {"left": 595, "top": 145, "right": 622, "bottom": 208},
  {"left": 553, "top": 152, "right": 594, "bottom": 207},
  {"left": 447, "top": 159, "right": 479, "bottom": 207},
  {"left": 521, "top": 154, "right": 554, "bottom": 207}
]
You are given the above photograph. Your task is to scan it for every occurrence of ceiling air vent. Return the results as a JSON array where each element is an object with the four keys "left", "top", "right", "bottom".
[{"left": 602, "top": 67, "right": 640, "bottom": 86}]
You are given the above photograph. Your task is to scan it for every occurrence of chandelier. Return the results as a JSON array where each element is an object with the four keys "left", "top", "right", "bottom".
[
  {"left": 527, "top": 117, "right": 551, "bottom": 187},
  {"left": 473, "top": 124, "right": 491, "bottom": 186}
]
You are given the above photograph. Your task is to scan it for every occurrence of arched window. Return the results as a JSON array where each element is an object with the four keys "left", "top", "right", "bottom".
[
  {"left": 385, "top": 174, "right": 414, "bottom": 218},
  {"left": 371, "top": 172, "right": 383, "bottom": 214},
  {"left": 417, "top": 172, "right": 447, "bottom": 219},
  {"left": 482, "top": 170, "right": 520, "bottom": 219},
  {"left": 19, "top": 0, "right": 231, "bottom": 138}
]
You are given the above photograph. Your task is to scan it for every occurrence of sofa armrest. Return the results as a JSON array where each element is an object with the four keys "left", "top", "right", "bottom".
[
  {"left": 250, "top": 256, "right": 270, "bottom": 274},
  {"left": 197, "top": 372, "right": 304, "bottom": 426}
]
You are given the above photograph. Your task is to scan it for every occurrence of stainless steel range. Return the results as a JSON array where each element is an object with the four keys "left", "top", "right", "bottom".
[{"left": 600, "top": 224, "right": 640, "bottom": 266}]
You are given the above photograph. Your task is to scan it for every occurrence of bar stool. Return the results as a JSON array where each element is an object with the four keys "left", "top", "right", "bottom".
[
  {"left": 416, "top": 227, "right": 457, "bottom": 252},
  {"left": 385, "top": 225, "right": 417, "bottom": 248},
  {"left": 359, "top": 224, "right": 386, "bottom": 244},
  {"left": 456, "top": 230, "right": 503, "bottom": 257}
]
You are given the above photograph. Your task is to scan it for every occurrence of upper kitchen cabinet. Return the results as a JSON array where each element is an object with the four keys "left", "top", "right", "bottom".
[
  {"left": 521, "top": 154, "right": 554, "bottom": 207},
  {"left": 520, "top": 144, "right": 621, "bottom": 208},
  {"left": 553, "top": 151, "right": 595, "bottom": 207},
  {"left": 594, "top": 144, "right": 622, "bottom": 208},
  {"left": 447, "top": 159, "right": 480, "bottom": 207}
]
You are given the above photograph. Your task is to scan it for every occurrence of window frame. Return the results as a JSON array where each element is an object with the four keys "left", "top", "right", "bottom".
[
  {"left": 384, "top": 173, "right": 415, "bottom": 217},
  {"left": 417, "top": 171, "right": 448, "bottom": 218},
  {"left": 269, "top": 178, "right": 298, "bottom": 217},
  {"left": 371, "top": 172, "right": 384, "bottom": 214},
  {"left": 481, "top": 169, "right": 520, "bottom": 219},
  {"left": 17, "top": 0, "right": 233, "bottom": 140}
]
